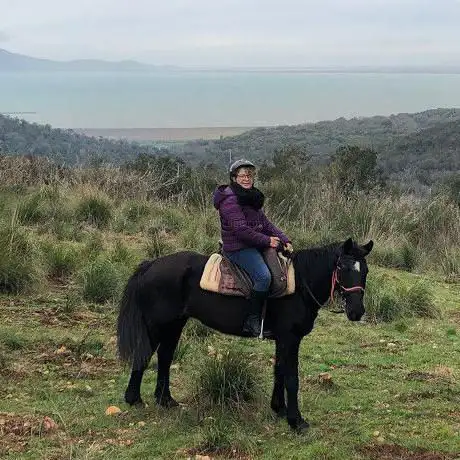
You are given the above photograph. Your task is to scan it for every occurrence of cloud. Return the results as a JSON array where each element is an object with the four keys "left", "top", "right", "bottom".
[
  {"left": 0, "top": 30, "right": 9, "bottom": 43},
  {"left": 1, "top": 0, "right": 460, "bottom": 66}
]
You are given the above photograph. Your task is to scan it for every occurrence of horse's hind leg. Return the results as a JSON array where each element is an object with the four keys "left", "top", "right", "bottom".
[
  {"left": 271, "top": 340, "right": 287, "bottom": 417},
  {"left": 155, "top": 318, "right": 186, "bottom": 408},
  {"left": 125, "top": 338, "right": 159, "bottom": 406}
]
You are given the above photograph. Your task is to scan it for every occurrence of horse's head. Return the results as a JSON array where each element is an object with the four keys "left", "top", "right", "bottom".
[{"left": 334, "top": 238, "right": 373, "bottom": 321}]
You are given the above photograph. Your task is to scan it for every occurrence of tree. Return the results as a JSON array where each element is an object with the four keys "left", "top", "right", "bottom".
[
  {"left": 259, "top": 144, "right": 311, "bottom": 182},
  {"left": 330, "top": 145, "right": 383, "bottom": 192}
]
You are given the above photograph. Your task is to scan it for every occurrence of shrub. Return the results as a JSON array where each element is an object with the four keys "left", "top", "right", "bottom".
[
  {"left": 370, "top": 243, "right": 418, "bottom": 272},
  {"left": 399, "top": 282, "right": 439, "bottom": 319},
  {"left": 145, "top": 228, "right": 173, "bottom": 258},
  {"left": 51, "top": 220, "right": 82, "bottom": 241},
  {"left": 79, "top": 256, "right": 121, "bottom": 303},
  {"left": 365, "top": 274, "right": 439, "bottom": 322},
  {"left": 16, "top": 186, "right": 66, "bottom": 225},
  {"left": 197, "top": 417, "right": 233, "bottom": 454},
  {"left": 110, "top": 241, "right": 135, "bottom": 265},
  {"left": 0, "top": 224, "right": 42, "bottom": 294},
  {"left": 124, "top": 200, "right": 151, "bottom": 222},
  {"left": 76, "top": 196, "right": 112, "bottom": 228},
  {"left": 17, "top": 192, "right": 48, "bottom": 224},
  {"left": 365, "top": 274, "right": 402, "bottom": 322},
  {"left": 398, "top": 243, "right": 419, "bottom": 272},
  {"left": 83, "top": 232, "right": 104, "bottom": 260},
  {"left": 42, "top": 241, "right": 79, "bottom": 280},
  {"left": 440, "top": 249, "right": 460, "bottom": 283},
  {"left": 197, "top": 348, "right": 260, "bottom": 407}
]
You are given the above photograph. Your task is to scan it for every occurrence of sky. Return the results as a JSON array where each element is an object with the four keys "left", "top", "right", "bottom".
[{"left": 1, "top": 0, "right": 460, "bottom": 67}]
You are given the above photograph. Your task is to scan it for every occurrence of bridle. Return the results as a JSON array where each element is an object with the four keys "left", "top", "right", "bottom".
[
  {"left": 330, "top": 260, "right": 365, "bottom": 300},
  {"left": 288, "top": 252, "right": 365, "bottom": 310}
]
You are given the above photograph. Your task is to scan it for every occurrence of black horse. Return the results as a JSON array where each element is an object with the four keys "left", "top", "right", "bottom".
[{"left": 117, "top": 237, "right": 373, "bottom": 432}]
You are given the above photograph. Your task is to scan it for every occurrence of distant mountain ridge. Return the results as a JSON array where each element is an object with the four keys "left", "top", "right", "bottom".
[
  {"left": 0, "top": 48, "right": 158, "bottom": 72},
  {"left": 2, "top": 49, "right": 460, "bottom": 74}
]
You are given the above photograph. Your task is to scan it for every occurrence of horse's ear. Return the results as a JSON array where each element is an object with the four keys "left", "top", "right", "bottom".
[
  {"left": 343, "top": 238, "right": 353, "bottom": 254},
  {"left": 362, "top": 240, "right": 374, "bottom": 255}
]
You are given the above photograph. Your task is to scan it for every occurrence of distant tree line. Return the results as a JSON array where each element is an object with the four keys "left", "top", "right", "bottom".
[
  {"left": 1, "top": 108, "right": 459, "bottom": 196},
  {"left": 0, "top": 114, "right": 166, "bottom": 165}
]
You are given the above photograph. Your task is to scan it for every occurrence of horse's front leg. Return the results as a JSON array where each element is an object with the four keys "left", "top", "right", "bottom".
[
  {"left": 271, "top": 339, "right": 286, "bottom": 417},
  {"left": 282, "top": 336, "right": 309, "bottom": 432}
]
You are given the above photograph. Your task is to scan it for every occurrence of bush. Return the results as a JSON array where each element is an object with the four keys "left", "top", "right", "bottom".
[
  {"left": 399, "top": 283, "right": 439, "bottom": 319},
  {"left": 370, "top": 243, "right": 419, "bottom": 272},
  {"left": 145, "top": 228, "right": 174, "bottom": 258},
  {"left": 42, "top": 241, "right": 80, "bottom": 280},
  {"left": 83, "top": 232, "right": 104, "bottom": 260},
  {"left": 16, "top": 186, "right": 67, "bottom": 226},
  {"left": 197, "top": 348, "right": 260, "bottom": 407},
  {"left": 76, "top": 196, "right": 112, "bottom": 228},
  {"left": 365, "top": 277, "right": 400, "bottom": 322},
  {"left": 17, "top": 192, "right": 48, "bottom": 224},
  {"left": 0, "top": 224, "right": 42, "bottom": 294},
  {"left": 398, "top": 243, "right": 419, "bottom": 272},
  {"left": 440, "top": 249, "right": 460, "bottom": 283},
  {"left": 159, "top": 207, "right": 186, "bottom": 233},
  {"left": 124, "top": 200, "right": 151, "bottom": 222},
  {"left": 79, "top": 256, "right": 121, "bottom": 303},
  {"left": 110, "top": 241, "right": 135, "bottom": 266},
  {"left": 365, "top": 274, "right": 439, "bottom": 322}
]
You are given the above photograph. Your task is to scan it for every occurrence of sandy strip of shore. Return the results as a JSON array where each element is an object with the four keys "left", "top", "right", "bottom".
[{"left": 76, "top": 127, "right": 254, "bottom": 141}]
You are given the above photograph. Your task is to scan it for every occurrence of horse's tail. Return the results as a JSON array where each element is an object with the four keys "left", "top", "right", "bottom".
[{"left": 117, "top": 259, "right": 155, "bottom": 366}]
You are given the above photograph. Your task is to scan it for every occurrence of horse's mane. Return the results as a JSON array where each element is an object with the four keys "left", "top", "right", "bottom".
[{"left": 292, "top": 241, "right": 342, "bottom": 288}]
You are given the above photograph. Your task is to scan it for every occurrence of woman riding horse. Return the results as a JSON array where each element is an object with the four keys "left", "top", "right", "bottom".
[{"left": 213, "top": 159, "right": 293, "bottom": 336}]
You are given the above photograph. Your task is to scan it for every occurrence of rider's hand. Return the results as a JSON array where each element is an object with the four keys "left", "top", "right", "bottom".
[
  {"left": 269, "top": 236, "right": 281, "bottom": 248},
  {"left": 285, "top": 242, "right": 293, "bottom": 253}
]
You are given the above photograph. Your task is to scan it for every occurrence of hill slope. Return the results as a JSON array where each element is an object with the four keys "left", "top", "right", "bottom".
[
  {"left": 1, "top": 108, "right": 459, "bottom": 188},
  {"left": 181, "top": 108, "right": 460, "bottom": 187},
  {"left": 0, "top": 114, "right": 164, "bottom": 163}
]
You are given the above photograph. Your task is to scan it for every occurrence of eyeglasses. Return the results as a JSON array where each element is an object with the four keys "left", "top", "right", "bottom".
[{"left": 236, "top": 173, "right": 255, "bottom": 180}]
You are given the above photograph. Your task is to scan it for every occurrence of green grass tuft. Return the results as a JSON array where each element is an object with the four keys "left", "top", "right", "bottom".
[
  {"left": 76, "top": 195, "right": 113, "bottom": 228},
  {"left": 0, "top": 222, "right": 43, "bottom": 294},
  {"left": 79, "top": 256, "right": 122, "bottom": 304},
  {"left": 196, "top": 347, "right": 260, "bottom": 407},
  {"left": 42, "top": 241, "right": 80, "bottom": 280}
]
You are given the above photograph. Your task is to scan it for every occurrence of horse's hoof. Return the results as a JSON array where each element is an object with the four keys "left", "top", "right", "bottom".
[
  {"left": 288, "top": 418, "right": 310, "bottom": 433},
  {"left": 156, "top": 397, "right": 179, "bottom": 408},
  {"left": 272, "top": 406, "right": 287, "bottom": 418},
  {"left": 125, "top": 393, "right": 143, "bottom": 407}
]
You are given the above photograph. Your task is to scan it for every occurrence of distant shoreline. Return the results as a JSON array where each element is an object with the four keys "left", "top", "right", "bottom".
[{"left": 76, "top": 127, "right": 254, "bottom": 141}]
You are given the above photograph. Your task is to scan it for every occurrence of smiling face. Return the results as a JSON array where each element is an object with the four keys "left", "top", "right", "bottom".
[
  {"left": 234, "top": 167, "right": 256, "bottom": 189},
  {"left": 337, "top": 239, "right": 373, "bottom": 321}
]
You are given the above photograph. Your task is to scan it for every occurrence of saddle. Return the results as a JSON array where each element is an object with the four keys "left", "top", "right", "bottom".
[{"left": 199, "top": 247, "right": 295, "bottom": 298}]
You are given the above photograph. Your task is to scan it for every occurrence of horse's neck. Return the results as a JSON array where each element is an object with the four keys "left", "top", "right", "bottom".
[{"left": 294, "top": 246, "right": 338, "bottom": 306}]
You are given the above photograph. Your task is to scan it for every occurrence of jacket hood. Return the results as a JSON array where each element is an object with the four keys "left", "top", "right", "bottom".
[{"left": 213, "top": 185, "right": 233, "bottom": 209}]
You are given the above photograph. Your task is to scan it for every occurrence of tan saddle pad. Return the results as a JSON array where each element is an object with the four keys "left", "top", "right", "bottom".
[{"left": 199, "top": 248, "right": 295, "bottom": 298}]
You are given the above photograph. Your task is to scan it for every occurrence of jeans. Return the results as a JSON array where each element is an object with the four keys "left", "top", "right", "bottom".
[{"left": 224, "top": 248, "right": 272, "bottom": 292}]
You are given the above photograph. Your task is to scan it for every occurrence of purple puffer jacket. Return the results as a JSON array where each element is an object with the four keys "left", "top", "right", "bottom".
[{"left": 213, "top": 185, "right": 290, "bottom": 253}]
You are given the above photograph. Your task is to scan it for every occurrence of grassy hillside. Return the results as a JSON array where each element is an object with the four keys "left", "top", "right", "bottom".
[{"left": 0, "top": 159, "right": 459, "bottom": 458}]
